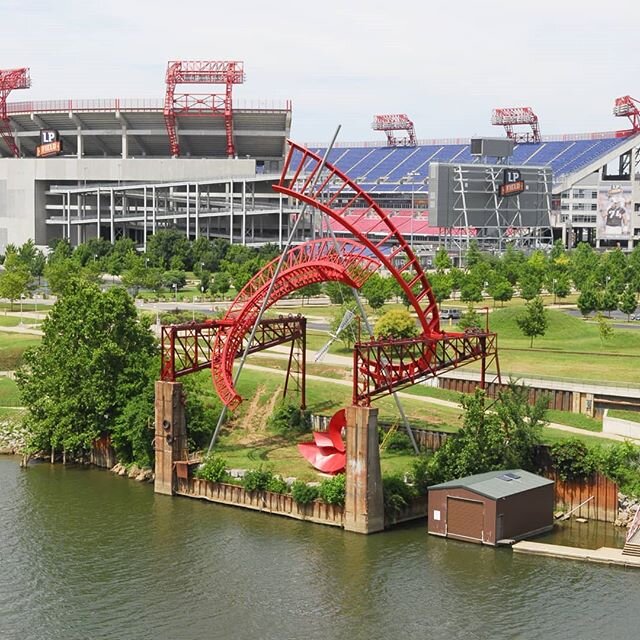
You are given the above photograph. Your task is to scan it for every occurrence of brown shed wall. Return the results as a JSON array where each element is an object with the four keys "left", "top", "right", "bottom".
[
  {"left": 427, "top": 487, "right": 497, "bottom": 545},
  {"left": 498, "top": 484, "right": 554, "bottom": 541}
]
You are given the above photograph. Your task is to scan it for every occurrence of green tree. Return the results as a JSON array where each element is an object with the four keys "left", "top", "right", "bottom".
[
  {"left": 211, "top": 271, "right": 231, "bottom": 298},
  {"left": 516, "top": 297, "right": 548, "bottom": 347},
  {"left": 199, "top": 271, "right": 211, "bottom": 296},
  {"left": 498, "top": 243, "right": 525, "bottom": 285},
  {"left": 428, "top": 385, "right": 545, "bottom": 484},
  {"left": 374, "top": 308, "right": 418, "bottom": 339},
  {"left": 577, "top": 288, "right": 598, "bottom": 318},
  {"left": 297, "top": 282, "right": 322, "bottom": 305},
  {"left": 330, "top": 303, "right": 359, "bottom": 348},
  {"left": 458, "top": 304, "right": 483, "bottom": 331},
  {"left": 0, "top": 266, "right": 31, "bottom": 310},
  {"left": 121, "top": 258, "right": 149, "bottom": 297},
  {"left": 598, "top": 286, "right": 619, "bottom": 318},
  {"left": 16, "top": 282, "right": 156, "bottom": 458},
  {"left": 595, "top": 312, "right": 614, "bottom": 346},
  {"left": 162, "top": 270, "right": 187, "bottom": 291},
  {"left": 460, "top": 276, "right": 483, "bottom": 304},
  {"left": 619, "top": 285, "right": 638, "bottom": 321},
  {"left": 360, "top": 273, "right": 388, "bottom": 310},
  {"left": 518, "top": 270, "right": 542, "bottom": 301},
  {"left": 324, "top": 281, "right": 354, "bottom": 305},
  {"left": 146, "top": 229, "right": 192, "bottom": 270},
  {"left": 487, "top": 274, "right": 513, "bottom": 307},
  {"left": 434, "top": 248, "right": 452, "bottom": 273},
  {"left": 429, "top": 272, "right": 453, "bottom": 308},
  {"left": 570, "top": 242, "right": 599, "bottom": 291}
]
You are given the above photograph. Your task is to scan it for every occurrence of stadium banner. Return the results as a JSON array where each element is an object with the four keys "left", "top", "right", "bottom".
[{"left": 596, "top": 184, "right": 632, "bottom": 240}]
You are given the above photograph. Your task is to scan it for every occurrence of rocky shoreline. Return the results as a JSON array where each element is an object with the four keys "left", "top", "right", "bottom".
[
  {"left": 616, "top": 493, "right": 640, "bottom": 528},
  {"left": 0, "top": 419, "right": 27, "bottom": 455},
  {"left": 109, "top": 462, "right": 154, "bottom": 483}
]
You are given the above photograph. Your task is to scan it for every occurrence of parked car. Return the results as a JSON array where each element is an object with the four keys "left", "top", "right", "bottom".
[
  {"left": 440, "top": 308, "right": 462, "bottom": 320},
  {"left": 632, "top": 314, "right": 640, "bottom": 321}
]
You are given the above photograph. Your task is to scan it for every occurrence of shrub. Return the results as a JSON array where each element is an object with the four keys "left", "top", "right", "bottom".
[
  {"left": 550, "top": 438, "right": 596, "bottom": 480},
  {"left": 243, "top": 466, "right": 275, "bottom": 492},
  {"left": 384, "top": 429, "right": 414, "bottom": 453},
  {"left": 266, "top": 475, "right": 289, "bottom": 495},
  {"left": 409, "top": 454, "right": 431, "bottom": 495},
  {"left": 318, "top": 474, "right": 346, "bottom": 506},
  {"left": 268, "top": 401, "right": 311, "bottom": 437},
  {"left": 291, "top": 480, "right": 319, "bottom": 505},
  {"left": 382, "top": 474, "right": 416, "bottom": 516},
  {"left": 195, "top": 454, "right": 228, "bottom": 483}
]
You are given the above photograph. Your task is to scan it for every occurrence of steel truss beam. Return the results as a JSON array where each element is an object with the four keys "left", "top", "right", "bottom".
[
  {"left": 353, "top": 332, "right": 500, "bottom": 405},
  {"left": 0, "top": 67, "right": 30, "bottom": 157},
  {"left": 160, "top": 316, "right": 307, "bottom": 407}
]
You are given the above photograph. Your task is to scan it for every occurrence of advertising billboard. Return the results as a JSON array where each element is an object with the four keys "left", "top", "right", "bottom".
[{"left": 596, "top": 184, "right": 632, "bottom": 241}]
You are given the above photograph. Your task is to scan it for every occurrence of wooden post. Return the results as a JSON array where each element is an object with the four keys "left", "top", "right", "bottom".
[
  {"left": 343, "top": 405, "right": 384, "bottom": 534},
  {"left": 154, "top": 380, "right": 188, "bottom": 496}
]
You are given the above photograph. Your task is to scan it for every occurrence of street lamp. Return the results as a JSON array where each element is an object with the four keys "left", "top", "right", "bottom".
[
  {"left": 173, "top": 283, "right": 178, "bottom": 303},
  {"left": 552, "top": 278, "right": 557, "bottom": 305},
  {"left": 19, "top": 294, "right": 25, "bottom": 327}
]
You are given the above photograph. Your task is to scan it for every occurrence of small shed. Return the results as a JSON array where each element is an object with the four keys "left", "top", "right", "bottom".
[{"left": 428, "top": 469, "right": 554, "bottom": 546}]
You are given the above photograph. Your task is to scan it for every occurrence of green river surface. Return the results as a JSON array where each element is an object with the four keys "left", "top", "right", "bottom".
[{"left": 1, "top": 455, "right": 638, "bottom": 640}]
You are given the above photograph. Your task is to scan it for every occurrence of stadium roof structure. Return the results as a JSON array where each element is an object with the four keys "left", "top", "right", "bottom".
[{"left": 1, "top": 98, "right": 291, "bottom": 159}]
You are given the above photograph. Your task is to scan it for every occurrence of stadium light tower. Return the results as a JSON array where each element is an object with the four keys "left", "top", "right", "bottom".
[
  {"left": 372, "top": 114, "right": 417, "bottom": 146},
  {"left": 0, "top": 67, "right": 31, "bottom": 158},
  {"left": 491, "top": 106, "right": 541, "bottom": 144},
  {"left": 613, "top": 95, "right": 640, "bottom": 133},
  {"left": 164, "top": 60, "right": 245, "bottom": 158}
]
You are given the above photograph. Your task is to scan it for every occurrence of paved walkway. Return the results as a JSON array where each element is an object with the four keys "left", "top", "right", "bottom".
[{"left": 513, "top": 541, "right": 640, "bottom": 568}]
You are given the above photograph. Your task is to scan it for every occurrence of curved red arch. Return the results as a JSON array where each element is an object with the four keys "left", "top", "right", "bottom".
[
  {"left": 276, "top": 141, "right": 441, "bottom": 337},
  {"left": 211, "top": 239, "right": 380, "bottom": 409}
]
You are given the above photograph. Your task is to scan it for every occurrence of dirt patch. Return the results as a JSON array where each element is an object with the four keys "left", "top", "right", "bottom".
[{"left": 235, "top": 383, "right": 283, "bottom": 445}]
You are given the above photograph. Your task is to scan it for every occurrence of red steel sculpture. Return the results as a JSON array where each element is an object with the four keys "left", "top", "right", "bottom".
[
  {"left": 206, "top": 141, "right": 498, "bottom": 473},
  {"left": 210, "top": 238, "right": 380, "bottom": 410}
]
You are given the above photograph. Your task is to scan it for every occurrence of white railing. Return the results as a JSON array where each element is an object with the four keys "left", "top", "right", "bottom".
[
  {"left": 627, "top": 505, "right": 640, "bottom": 543},
  {"left": 6, "top": 97, "right": 291, "bottom": 114}
]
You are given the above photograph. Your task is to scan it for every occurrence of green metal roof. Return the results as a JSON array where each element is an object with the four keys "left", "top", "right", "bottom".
[{"left": 428, "top": 469, "right": 553, "bottom": 500}]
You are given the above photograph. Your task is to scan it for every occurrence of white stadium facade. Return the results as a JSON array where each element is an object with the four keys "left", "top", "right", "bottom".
[{"left": 1, "top": 63, "right": 639, "bottom": 261}]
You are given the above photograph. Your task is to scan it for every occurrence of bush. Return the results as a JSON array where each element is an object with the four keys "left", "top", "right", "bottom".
[
  {"left": 382, "top": 474, "right": 416, "bottom": 516},
  {"left": 268, "top": 401, "right": 311, "bottom": 437},
  {"left": 291, "top": 480, "right": 319, "bottom": 505},
  {"left": 243, "top": 466, "right": 275, "bottom": 492},
  {"left": 409, "top": 455, "right": 432, "bottom": 495},
  {"left": 318, "top": 474, "right": 346, "bottom": 506},
  {"left": 195, "top": 454, "right": 228, "bottom": 483},
  {"left": 383, "top": 429, "right": 414, "bottom": 453},
  {"left": 550, "top": 438, "right": 596, "bottom": 480},
  {"left": 266, "top": 475, "right": 289, "bottom": 495}
]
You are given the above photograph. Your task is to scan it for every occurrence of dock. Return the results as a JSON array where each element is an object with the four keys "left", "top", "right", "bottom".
[{"left": 513, "top": 541, "right": 640, "bottom": 569}]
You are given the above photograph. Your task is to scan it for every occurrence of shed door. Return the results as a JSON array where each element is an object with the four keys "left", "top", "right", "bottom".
[{"left": 447, "top": 497, "right": 484, "bottom": 541}]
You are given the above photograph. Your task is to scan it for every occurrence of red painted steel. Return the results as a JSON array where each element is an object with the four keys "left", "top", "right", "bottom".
[
  {"left": 613, "top": 95, "right": 640, "bottom": 132},
  {"left": 161, "top": 316, "right": 305, "bottom": 381},
  {"left": 210, "top": 239, "right": 380, "bottom": 410},
  {"left": 274, "top": 141, "right": 441, "bottom": 336},
  {"left": 164, "top": 60, "right": 245, "bottom": 158},
  {"left": 371, "top": 113, "right": 417, "bottom": 146},
  {"left": 0, "top": 67, "right": 30, "bottom": 157},
  {"left": 298, "top": 408, "right": 347, "bottom": 473},
  {"left": 491, "top": 106, "right": 541, "bottom": 144}
]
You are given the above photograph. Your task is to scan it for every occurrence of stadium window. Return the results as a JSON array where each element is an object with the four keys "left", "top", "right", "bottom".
[
  {"left": 591, "top": 204, "right": 597, "bottom": 211},
  {"left": 561, "top": 204, "right": 569, "bottom": 210},
  {"left": 573, "top": 189, "right": 585, "bottom": 199},
  {"left": 573, "top": 203, "right": 585, "bottom": 211},
  {"left": 591, "top": 191, "right": 598, "bottom": 199}
]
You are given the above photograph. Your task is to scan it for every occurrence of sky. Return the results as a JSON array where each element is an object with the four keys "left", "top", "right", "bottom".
[{"left": 2, "top": 0, "right": 639, "bottom": 143}]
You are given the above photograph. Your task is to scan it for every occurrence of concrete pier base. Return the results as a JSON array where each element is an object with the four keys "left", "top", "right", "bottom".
[
  {"left": 154, "top": 380, "right": 187, "bottom": 495},
  {"left": 343, "top": 405, "right": 384, "bottom": 534}
]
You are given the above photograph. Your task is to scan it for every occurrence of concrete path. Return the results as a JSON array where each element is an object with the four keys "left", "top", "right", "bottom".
[
  {"left": 0, "top": 325, "right": 43, "bottom": 336},
  {"left": 513, "top": 541, "right": 640, "bottom": 568}
]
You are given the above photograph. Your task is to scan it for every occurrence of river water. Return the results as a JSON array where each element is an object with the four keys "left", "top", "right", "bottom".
[{"left": 1, "top": 456, "right": 638, "bottom": 640}]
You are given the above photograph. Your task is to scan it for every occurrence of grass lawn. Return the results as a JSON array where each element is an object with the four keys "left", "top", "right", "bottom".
[
  {"left": 608, "top": 409, "right": 640, "bottom": 423},
  {"left": 0, "top": 332, "right": 41, "bottom": 371},
  {"left": 0, "top": 377, "right": 21, "bottom": 406},
  {"left": 546, "top": 409, "right": 602, "bottom": 432},
  {"left": 0, "top": 316, "right": 40, "bottom": 327}
]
